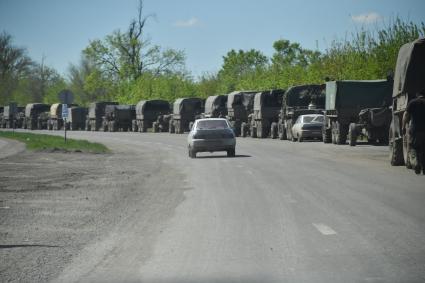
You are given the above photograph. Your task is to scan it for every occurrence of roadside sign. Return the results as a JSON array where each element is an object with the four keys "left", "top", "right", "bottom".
[
  {"left": 62, "top": 104, "right": 68, "bottom": 119},
  {"left": 58, "top": 89, "right": 74, "bottom": 104}
]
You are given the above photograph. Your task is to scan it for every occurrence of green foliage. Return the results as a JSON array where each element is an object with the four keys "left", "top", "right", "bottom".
[
  {"left": 217, "top": 49, "right": 269, "bottom": 93},
  {"left": 0, "top": 131, "right": 109, "bottom": 153}
]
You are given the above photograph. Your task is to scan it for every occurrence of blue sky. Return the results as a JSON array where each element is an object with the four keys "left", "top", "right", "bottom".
[{"left": 0, "top": 0, "right": 424, "bottom": 79}]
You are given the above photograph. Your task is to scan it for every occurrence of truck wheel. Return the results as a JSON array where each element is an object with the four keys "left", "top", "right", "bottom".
[
  {"left": 331, "top": 122, "right": 337, "bottom": 144},
  {"left": 141, "top": 122, "right": 147, "bottom": 133},
  {"left": 132, "top": 121, "right": 138, "bottom": 132},
  {"left": 241, "top": 122, "right": 247, "bottom": 137},
  {"left": 270, "top": 122, "right": 278, "bottom": 139},
  {"left": 286, "top": 122, "right": 293, "bottom": 141},
  {"left": 256, "top": 122, "right": 262, "bottom": 138},
  {"left": 323, "top": 126, "right": 331, "bottom": 144},
  {"left": 348, "top": 123, "right": 357, "bottom": 146},
  {"left": 153, "top": 122, "right": 159, "bottom": 133},
  {"left": 227, "top": 148, "right": 235, "bottom": 157},
  {"left": 335, "top": 122, "right": 348, "bottom": 145},
  {"left": 250, "top": 125, "right": 257, "bottom": 138},
  {"left": 278, "top": 123, "right": 286, "bottom": 140},
  {"left": 389, "top": 126, "right": 404, "bottom": 166},
  {"left": 169, "top": 120, "right": 175, "bottom": 133},
  {"left": 109, "top": 121, "right": 115, "bottom": 132},
  {"left": 403, "top": 134, "right": 411, "bottom": 169}
]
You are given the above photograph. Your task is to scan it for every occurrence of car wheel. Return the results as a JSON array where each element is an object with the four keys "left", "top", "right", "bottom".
[
  {"left": 227, "top": 148, "right": 235, "bottom": 157},
  {"left": 189, "top": 147, "right": 196, "bottom": 158}
]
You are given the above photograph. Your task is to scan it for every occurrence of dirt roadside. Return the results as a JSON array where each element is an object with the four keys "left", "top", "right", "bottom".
[{"left": 0, "top": 138, "right": 188, "bottom": 282}]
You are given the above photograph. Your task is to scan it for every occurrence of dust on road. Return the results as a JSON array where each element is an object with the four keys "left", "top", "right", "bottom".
[{"left": 0, "top": 141, "right": 188, "bottom": 282}]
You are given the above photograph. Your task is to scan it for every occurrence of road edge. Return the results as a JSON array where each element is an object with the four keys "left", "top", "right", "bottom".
[{"left": 0, "top": 137, "right": 26, "bottom": 159}]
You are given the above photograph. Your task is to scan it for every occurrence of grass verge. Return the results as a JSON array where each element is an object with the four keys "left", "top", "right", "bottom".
[{"left": 0, "top": 131, "right": 109, "bottom": 153}]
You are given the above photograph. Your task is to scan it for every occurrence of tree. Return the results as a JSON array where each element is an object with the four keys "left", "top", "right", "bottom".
[
  {"left": 83, "top": 0, "right": 185, "bottom": 82},
  {"left": 272, "top": 39, "right": 320, "bottom": 69},
  {"left": 217, "top": 49, "right": 268, "bottom": 92},
  {"left": 0, "top": 31, "right": 33, "bottom": 104}
]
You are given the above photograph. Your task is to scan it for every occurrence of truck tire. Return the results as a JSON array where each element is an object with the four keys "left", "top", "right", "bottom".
[
  {"left": 257, "top": 121, "right": 268, "bottom": 138},
  {"left": 335, "top": 122, "right": 348, "bottom": 145},
  {"left": 141, "top": 121, "right": 147, "bottom": 133},
  {"left": 132, "top": 120, "right": 138, "bottom": 132},
  {"left": 403, "top": 134, "right": 411, "bottom": 169},
  {"left": 241, "top": 122, "right": 247, "bottom": 137},
  {"left": 169, "top": 120, "right": 175, "bottom": 133},
  {"left": 348, "top": 123, "right": 357, "bottom": 146},
  {"left": 331, "top": 122, "right": 336, "bottom": 144},
  {"left": 278, "top": 123, "right": 287, "bottom": 140},
  {"left": 250, "top": 124, "right": 257, "bottom": 138},
  {"left": 286, "top": 121, "right": 293, "bottom": 141},
  {"left": 153, "top": 122, "right": 159, "bottom": 133},
  {"left": 322, "top": 126, "right": 331, "bottom": 143},
  {"left": 270, "top": 122, "right": 278, "bottom": 139},
  {"left": 389, "top": 126, "right": 404, "bottom": 166},
  {"left": 108, "top": 121, "right": 115, "bottom": 132}
]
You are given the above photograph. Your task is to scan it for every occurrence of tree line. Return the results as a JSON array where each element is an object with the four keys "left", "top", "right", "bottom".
[{"left": 1, "top": 1, "right": 424, "bottom": 106}]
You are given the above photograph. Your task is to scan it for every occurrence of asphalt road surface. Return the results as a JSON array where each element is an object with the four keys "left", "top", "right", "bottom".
[{"left": 1, "top": 130, "right": 425, "bottom": 283}]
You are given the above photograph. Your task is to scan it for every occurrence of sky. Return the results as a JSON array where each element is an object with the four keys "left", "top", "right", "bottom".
[{"left": 0, "top": 0, "right": 424, "bottom": 79}]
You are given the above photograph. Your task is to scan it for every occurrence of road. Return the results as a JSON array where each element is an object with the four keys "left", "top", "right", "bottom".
[{"left": 2, "top": 130, "right": 425, "bottom": 283}]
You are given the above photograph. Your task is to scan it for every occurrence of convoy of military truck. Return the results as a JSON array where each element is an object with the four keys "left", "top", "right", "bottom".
[{"left": 0, "top": 39, "right": 424, "bottom": 170}]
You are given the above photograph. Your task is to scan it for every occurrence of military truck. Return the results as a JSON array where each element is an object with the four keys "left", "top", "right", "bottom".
[
  {"left": 68, "top": 107, "right": 88, "bottom": 130},
  {"left": 134, "top": 100, "right": 170, "bottom": 132},
  {"left": 202, "top": 95, "right": 227, "bottom": 118},
  {"left": 24, "top": 103, "right": 51, "bottom": 130},
  {"left": 86, "top": 102, "right": 118, "bottom": 131},
  {"left": 226, "top": 91, "right": 257, "bottom": 137},
  {"left": 389, "top": 38, "right": 425, "bottom": 166},
  {"left": 47, "top": 103, "right": 78, "bottom": 130},
  {"left": 14, "top": 107, "right": 25, "bottom": 128},
  {"left": 2, "top": 103, "right": 18, "bottom": 128},
  {"left": 169, "top": 97, "right": 204, "bottom": 134},
  {"left": 153, "top": 114, "right": 172, "bottom": 133},
  {"left": 273, "top": 84, "right": 325, "bottom": 140},
  {"left": 322, "top": 80, "right": 393, "bottom": 145},
  {"left": 246, "top": 89, "right": 284, "bottom": 138},
  {"left": 102, "top": 104, "right": 135, "bottom": 132}
]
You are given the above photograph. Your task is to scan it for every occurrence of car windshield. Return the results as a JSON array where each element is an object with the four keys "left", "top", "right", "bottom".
[{"left": 196, "top": 120, "right": 229, "bottom": 130}]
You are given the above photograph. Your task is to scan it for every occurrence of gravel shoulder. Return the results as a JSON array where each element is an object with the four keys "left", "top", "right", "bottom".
[{"left": 0, "top": 138, "right": 189, "bottom": 282}]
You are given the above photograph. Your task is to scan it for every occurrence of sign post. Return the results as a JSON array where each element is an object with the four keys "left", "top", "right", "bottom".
[
  {"left": 58, "top": 90, "right": 74, "bottom": 143},
  {"left": 62, "top": 104, "right": 68, "bottom": 143}
]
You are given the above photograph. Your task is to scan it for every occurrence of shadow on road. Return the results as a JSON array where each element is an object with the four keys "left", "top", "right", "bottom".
[
  {"left": 0, "top": 244, "right": 61, "bottom": 249},
  {"left": 195, "top": 154, "right": 251, "bottom": 159}
]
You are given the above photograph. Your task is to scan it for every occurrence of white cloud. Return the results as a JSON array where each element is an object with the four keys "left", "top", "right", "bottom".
[
  {"left": 351, "top": 12, "right": 382, "bottom": 24},
  {"left": 174, "top": 17, "right": 199, "bottom": 28}
]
